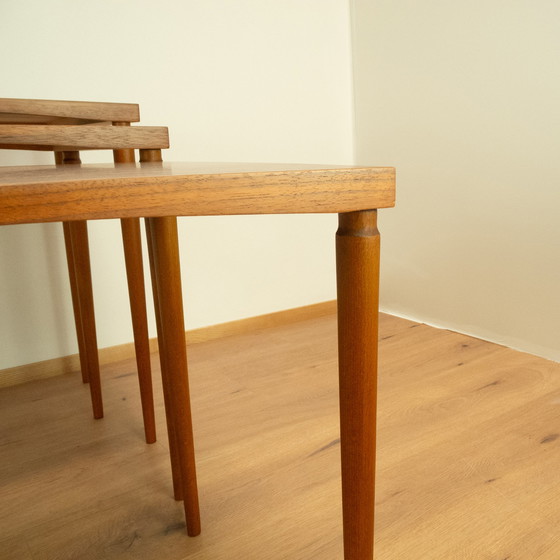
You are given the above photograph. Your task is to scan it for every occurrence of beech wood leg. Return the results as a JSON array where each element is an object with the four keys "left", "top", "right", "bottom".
[
  {"left": 145, "top": 218, "right": 184, "bottom": 502},
  {"left": 62, "top": 221, "right": 89, "bottom": 384},
  {"left": 120, "top": 217, "right": 157, "bottom": 444},
  {"left": 147, "top": 216, "right": 200, "bottom": 535},
  {"left": 68, "top": 220, "right": 103, "bottom": 419},
  {"left": 336, "top": 210, "right": 380, "bottom": 560}
]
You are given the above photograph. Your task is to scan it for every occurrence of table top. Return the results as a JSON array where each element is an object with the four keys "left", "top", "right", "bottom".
[{"left": 0, "top": 162, "right": 395, "bottom": 225}]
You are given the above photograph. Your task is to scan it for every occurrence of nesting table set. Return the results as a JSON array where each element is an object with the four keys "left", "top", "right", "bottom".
[{"left": 0, "top": 157, "right": 395, "bottom": 559}]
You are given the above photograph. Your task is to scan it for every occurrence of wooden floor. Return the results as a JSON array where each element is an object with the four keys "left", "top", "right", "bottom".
[{"left": 1, "top": 313, "right": 560, "bottom": 559}]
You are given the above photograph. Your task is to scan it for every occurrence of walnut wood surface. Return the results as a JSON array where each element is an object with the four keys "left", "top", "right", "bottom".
[
  {"left": 0, "top": 97, "right": 139, "bottom": 124},
  {"left": 0, "top": 162, "right": 395, "bottom": 224},
  {"left": 0, "top": 124, "right": 169, "bottom": 151}
]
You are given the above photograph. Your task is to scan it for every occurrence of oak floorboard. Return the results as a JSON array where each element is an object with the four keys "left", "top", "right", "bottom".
[
  {"left": 0, "top": 536, "right": 33, "bottom": 560},
  {"left": 1, "top": 313, "right": 559, "bottom": 559}
]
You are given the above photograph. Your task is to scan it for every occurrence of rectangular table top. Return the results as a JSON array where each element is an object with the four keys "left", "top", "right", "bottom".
[{"left": 0, "top": 162, "right": 395, "bottom": 225}]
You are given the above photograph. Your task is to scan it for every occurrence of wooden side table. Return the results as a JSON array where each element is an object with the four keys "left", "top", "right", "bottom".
[{"left": 0, "top": 161, "right": 395, "bottom": 560}]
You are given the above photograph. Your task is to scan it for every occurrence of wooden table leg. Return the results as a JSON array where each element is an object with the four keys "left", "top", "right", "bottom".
[
  {"left": 62, "top": 221, "right": 89, "bottom": 384},
  {"left": 113, "top": 144, "right": 157, "bottom": 444},
  {"left": 145, "top": 218, "right": 184, "bottom": 501},
  {"left": 68, "top": 220, "right": 103, "bottom": 419},
  {"left": 147, "top": 216, "right": 201, "bottom": 536},
  {"left": 336, "top": 210, "right": 380, "bottom": 560},
  {"left": 121, "top": 217, "right": 157, "bottom": 444},
  {"left": 57, "top": 151, "right": 89, "bottom": 385}
]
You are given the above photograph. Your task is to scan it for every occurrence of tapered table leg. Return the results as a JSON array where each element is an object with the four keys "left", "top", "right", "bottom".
[
  {"left": 147, "top": 216, "right": 200, "bottom": 536},
  {"left": 113, "top": 144, "right": 157, "bottom": 443},
  {"left": 336, "top": 210, "right": 380, "bottom": 560},
  {"left": 68, "top": 220, "right": 103, "bottom": 419},
  {"left": 62, "top": 221, "right": 89, "bottom": 384},
  {"left": 145, "top": 218, "right": 184, "bottom": 501},
  {"left": 57, "top": 151, "right": 89, "bottom": 385},
  {"left": 121, "top": 217, "right": 157, "bottom": 444}
]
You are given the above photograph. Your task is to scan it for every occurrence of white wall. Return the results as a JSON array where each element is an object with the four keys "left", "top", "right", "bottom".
[
  {"left": 0, "top": 0, "right": 354, "bottom": 369},
  {"left": 351, "top": 0, "right": 560, "bottom": 361}
]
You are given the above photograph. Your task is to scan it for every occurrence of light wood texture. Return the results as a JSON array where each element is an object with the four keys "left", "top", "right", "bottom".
[
  {"left": 148, "top": 216, "right": 200, "bottom": 534},
  {"left": 2, "top": 313, "right": 560, "bottom": 559},
  {"left": 187, "top": 299, "right": 338, "bottom": 344},
  {"left": 0, "top": 124, "right": 169, "bottom": 151},
  {"left": 0, "top": 301, "right": 337, "bottom": 389},
  {"left": 336, "top": 211, "right": 380, "bottom": 560},
  {"left": 0, "top": 97, "right": 139, "bottom": 124},
  {"left": 0, "top": 162, "right": 395, "bottom": 224}
]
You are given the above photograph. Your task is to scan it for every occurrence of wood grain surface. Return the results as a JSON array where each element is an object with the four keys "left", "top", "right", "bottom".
[
  {"left": 2, "top": 313, "right": 560, "bottom": 559},
  {"left": 0, "top": 301, "right": 337, "bottom": 389},
  {"left": 336, "top": 211, "right": 380, "bottom": 559},
  {"left": 0, "top": 97, "right": 139, "bottom": 124},
  {"left": 0, "top": 162, "right": 395, "bottom": 224},
  {"left": 0, "top": 124, "right": 169, "bottom": 151}
]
